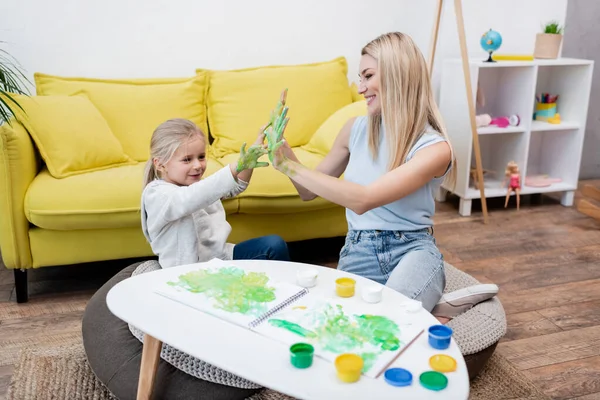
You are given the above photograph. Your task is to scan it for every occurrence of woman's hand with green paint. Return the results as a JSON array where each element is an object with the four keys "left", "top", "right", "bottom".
[
  {"left": 272, "top": 140, "right": 299, "bottom": 177},
  {"left": 264, "top": 89, "right": 290, "bottom": 163}
]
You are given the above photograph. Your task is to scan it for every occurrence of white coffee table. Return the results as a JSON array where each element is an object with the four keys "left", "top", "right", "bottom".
[{"left": 106, "top": 259, "right": 470, "bottom": 400}]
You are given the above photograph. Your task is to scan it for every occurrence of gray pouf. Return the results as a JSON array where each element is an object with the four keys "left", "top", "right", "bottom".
[
  {"left": 444, "top": 262, "right": 507, "bottom": 380},
  {"left": 127, "top": 260, "right": 261, "bottom": 390},
  {"left": 82, "top": 262, "right": 261, "bottom": 400}
]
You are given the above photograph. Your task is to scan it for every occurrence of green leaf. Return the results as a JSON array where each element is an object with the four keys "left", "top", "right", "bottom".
[
  {"left": 0, "top": 44, "right": 31, "bottom": 124},
  {"left": 542, "top": 20, "right": 564, "bottom": 34}
]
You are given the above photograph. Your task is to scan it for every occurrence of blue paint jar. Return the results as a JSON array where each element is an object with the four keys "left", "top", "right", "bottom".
[{"left": 428, "top": 325, "right": 453, "bottom": 350}]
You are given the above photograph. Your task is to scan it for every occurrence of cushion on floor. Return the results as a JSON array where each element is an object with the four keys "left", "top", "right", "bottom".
[
  {"left": 81, "top": 262, "right": 260, "bottom": 400},
  {"left": 444, "top": 262, "right": 507, "bottom": 379}
]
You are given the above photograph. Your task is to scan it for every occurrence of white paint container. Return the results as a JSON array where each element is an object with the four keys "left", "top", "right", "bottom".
[
  {"left": 403, "top": 299, "right": 423, "bottom": 313},
  {"left": 361, "top": 285, "right": 383, "bottom": 303},
  {"left": 296, "top": 268, "right": 318, "bottom": 288}
]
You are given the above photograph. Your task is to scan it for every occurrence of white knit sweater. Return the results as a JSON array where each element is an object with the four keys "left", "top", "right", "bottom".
[{"left": 140, "top": 166, "right": 248, "bottom": 268}]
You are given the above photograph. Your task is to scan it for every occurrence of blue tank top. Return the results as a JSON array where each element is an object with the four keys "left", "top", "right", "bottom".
[{"left": 344, "top": 116, "right": 448, "bottom": 231}]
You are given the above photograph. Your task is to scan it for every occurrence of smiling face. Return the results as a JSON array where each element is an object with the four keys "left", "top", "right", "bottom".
[
  {"left": 358, "top": 54, "right": 380, "bottom": 116},
  {"left": 155, "top": 134, "right": 207, "bottom": 186}
]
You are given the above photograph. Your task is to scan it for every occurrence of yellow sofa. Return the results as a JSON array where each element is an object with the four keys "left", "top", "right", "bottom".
[{"left": 0, "top": 56, "right": 367, "bottom": 302}]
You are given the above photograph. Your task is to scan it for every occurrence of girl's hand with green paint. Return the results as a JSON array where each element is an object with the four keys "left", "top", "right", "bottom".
[
  {"left": 236, "top": 142, "right": 269, "bottom": 172},
  {"left": 229, "top": 125, "right": 270, "bottom": 183}
]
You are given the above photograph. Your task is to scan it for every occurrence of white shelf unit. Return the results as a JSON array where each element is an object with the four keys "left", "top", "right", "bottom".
[{"left": 438, "top": 58, "right": 594, "bottom": 216}]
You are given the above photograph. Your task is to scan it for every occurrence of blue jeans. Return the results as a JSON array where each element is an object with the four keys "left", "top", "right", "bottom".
[
  {"left": 233, "top": 235, "right": 290, "bottom": 261},
  {"left": 337, "top": 229, "right": 445, "bottom": 312}
]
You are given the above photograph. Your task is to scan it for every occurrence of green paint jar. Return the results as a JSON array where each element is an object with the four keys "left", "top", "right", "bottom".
[{"left": 290, "top": 343, "right": 314, "bottom": 369}]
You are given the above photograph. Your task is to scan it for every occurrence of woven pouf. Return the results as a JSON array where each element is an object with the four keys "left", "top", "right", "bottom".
[
  {"left": 127, "top": 260, "right": 262, "bottom": 390},
  {"left": 82, "top": 262, "right": 262, "bottom": 400},
  {"left": 444, "top": 262, "right": 507, "bottom": 379}
]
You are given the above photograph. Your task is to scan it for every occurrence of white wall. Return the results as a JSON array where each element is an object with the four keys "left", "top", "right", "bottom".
[
  {"left": 1, "top": 0, "right": 567, "bottom": 98},
  {"left": 562, "top": 0, "right": 600, "bottom": 179}
]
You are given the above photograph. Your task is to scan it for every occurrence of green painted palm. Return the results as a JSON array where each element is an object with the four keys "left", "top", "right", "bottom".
[{"left": 0, "top": 45, "right": 30, "bottom": 125}]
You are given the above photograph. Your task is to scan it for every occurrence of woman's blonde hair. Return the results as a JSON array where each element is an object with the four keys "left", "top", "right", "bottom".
[
  {"left": 142, "top": 118, "right": 206, "bottom": 187},
  {"left": 362, "top": 32, "right": 456, "bottom": 188}
]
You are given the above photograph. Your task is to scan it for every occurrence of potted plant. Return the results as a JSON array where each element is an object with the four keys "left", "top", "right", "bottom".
[
  {"left": 0, "top": 44, "right": 30, "bottom": 125},
  {"left": 534, "top": 20, "right": 564, "bottom": 59}
]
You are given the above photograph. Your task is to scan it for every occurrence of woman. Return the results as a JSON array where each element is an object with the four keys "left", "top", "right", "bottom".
[{"left": 273, "top": 32, "right": 497, "bottom": 321}]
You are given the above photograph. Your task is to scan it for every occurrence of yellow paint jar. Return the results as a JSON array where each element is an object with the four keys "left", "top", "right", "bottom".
[
  {"left": 335, "top": 353, "right": 363, "bottom": 383},
  {"left": 335, "top": 277, "right": 356, "bottom": 297}
]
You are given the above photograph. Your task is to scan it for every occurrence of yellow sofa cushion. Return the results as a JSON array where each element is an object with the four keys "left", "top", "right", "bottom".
[
  {"left": 24, "top": 156, "right": 236, "bottom": 230},
  {"left": 303, "top": 100, "right": 367, "bottom": 156},
  {"left": 218, "top": 148, "right": 337, "bottom": 214},
  {"left": 200, "top": 57, "right": 353, "bottom": 157},
  {"left": 34, "top": 72, "right": 208, "bottom": 161},
  {"left": 8, "top": 94, "right": 134, "bottom": 178}
]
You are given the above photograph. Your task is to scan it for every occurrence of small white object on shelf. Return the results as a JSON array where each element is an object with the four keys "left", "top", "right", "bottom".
[{"left": 439, "top": 57, "right": 594, "bottom": 216}]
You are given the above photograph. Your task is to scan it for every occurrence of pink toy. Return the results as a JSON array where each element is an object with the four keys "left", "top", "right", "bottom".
[
  {"left": 476, "top": 114, "right": 520, "bottom": 128},
  {"left": 490, "top": 114, "right": 520, "bottom": 128}
]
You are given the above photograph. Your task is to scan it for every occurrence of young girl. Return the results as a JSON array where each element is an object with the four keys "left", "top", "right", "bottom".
[
  {"left": 273, "top": 32, "right": 497, "bottom": 320},
  {"left": 141, "top": 118, "right": 290, "bottom": 268}
]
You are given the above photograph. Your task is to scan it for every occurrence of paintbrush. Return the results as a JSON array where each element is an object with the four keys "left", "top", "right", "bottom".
[{"left": 374, "top": 328, "right": 425, "bottom": 379}]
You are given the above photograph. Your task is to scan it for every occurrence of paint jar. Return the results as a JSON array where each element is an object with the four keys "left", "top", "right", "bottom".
[
  {"left": 335, "top": 277, "right": 356, "bottom": 297},
  {"left": 406, "top": 299, "right": 422, "bottom": 313},
  {"left": 296, "top": 268, "right": 318, "bottom": 288},
  {"left": 428, "top": 325, "right": 453, "bottom": 350},
  {"left": 361, "top": 285, "right": 382, "bottom": 303},
  {"left": 419, "top": 371, "right": 448, "bottom": 391},
  {"left": 429, "top": 354, "right": 457, "bottom": 373},
  {"left": 334, "top": 353, "right": 363, "bottom": 383},
  {"left": 289, "top": 343, "right": 314, "bottom": 369}
]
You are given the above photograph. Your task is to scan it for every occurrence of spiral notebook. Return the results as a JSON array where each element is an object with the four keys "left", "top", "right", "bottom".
[{"left": 153, "top": 259, "right": 310, "bottom": 330}]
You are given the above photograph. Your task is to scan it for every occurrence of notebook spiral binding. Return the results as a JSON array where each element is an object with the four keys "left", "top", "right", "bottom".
[{"left": 248, "top": 287, "right": 310, "bottom": 329}]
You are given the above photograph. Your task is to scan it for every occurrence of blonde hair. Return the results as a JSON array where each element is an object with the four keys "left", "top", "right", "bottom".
[
  {"left": 143, "top": 118, "right": 206, "bottom": 187},
  {"left": 361, "top": 32, "right": 456, "bottom": 188}
]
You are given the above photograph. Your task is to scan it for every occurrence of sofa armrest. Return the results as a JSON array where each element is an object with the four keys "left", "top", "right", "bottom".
[
  {"left": 0, "top": 120, "right": 39, "bottom": 269},
  {"left": 302, "top": 100, "right": 367, "bottom": 156}
]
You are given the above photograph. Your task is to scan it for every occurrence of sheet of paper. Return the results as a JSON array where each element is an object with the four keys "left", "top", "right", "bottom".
[
  {"left": 252, "top": 297, "right": 424, "bottom": 378},
  {"left": 154, "top": 259, "right": 307, "bottom": 328}
]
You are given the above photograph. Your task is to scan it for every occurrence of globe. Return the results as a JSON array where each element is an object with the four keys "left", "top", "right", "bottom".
[{"left": 480, "top": 29, "right": 502, "bottom": 62}]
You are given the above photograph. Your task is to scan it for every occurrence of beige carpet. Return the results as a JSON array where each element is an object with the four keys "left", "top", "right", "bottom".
[{"left": 8, "top": 337, "right": 550, "bottom": 400}]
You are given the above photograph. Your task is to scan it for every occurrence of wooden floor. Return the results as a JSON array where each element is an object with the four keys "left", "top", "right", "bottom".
[{"left": 2, "top": 181, "right": 600, "bottom": 399}]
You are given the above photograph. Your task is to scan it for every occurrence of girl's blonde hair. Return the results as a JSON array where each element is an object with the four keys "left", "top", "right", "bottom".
[
  {"left": 143, "top": 118, "right": 206, "bottom": 187},
  {"left": 361, "top": 32, "right": 456, "bottom": 188}
]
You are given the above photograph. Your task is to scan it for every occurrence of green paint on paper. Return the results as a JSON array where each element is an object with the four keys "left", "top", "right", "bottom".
[
  {"left": 268, "top": 303, "right": 402, "bottom": 372},
  {"left": 359, "top": 352, "right": 378, "bottom": 372},
  {"left": 168, "top": 266, "right": 276, "bottom": 316},
  {"left": 269, "top": 319, "right": 317, "bottom": 338}
]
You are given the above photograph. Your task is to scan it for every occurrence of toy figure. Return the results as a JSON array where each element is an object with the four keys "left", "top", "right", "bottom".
[{"left": 502, "top": 161, "right": 521, "bottom": 210}]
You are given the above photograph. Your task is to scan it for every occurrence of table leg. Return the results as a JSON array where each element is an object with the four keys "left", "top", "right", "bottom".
[{"left": 137, "top": 334, "right": 162, "bottom": 400}]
